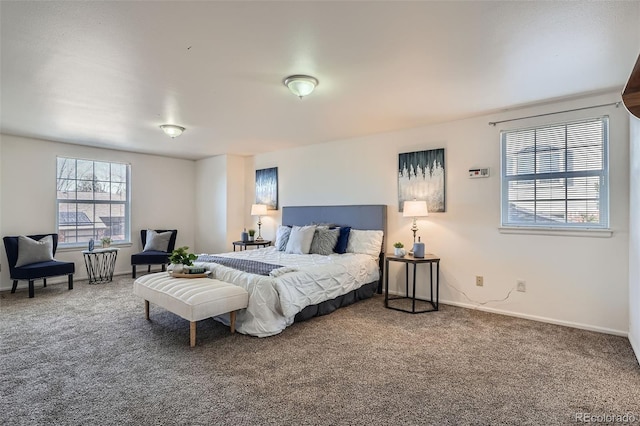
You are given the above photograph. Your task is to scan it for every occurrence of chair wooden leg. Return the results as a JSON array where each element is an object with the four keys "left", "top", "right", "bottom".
[
  {"left": 147, "top": 265, "right": 151, "bottom": 273},
  {"left": 161, "top": 264, "right": 166, "bottom": 272},
  {"left": 28, "top": 280, "right": 34, "bottom": 298},
  {"left": 11, "top": 280, "right": 18, "bottom": 293},
  {"left": 132, "top": 265, "right": 137, "bottom": 279},
  {"left": 144, "top": 300, "right": 150, "bottom": 320},
  {"left": 43, "top": 278, "right": 47, "bottom": 288},
  {"left": 190, "top": 321, "right": 196, "bottom": 347},
  {"left": 68, "top": 274, "right": 73, "bottom": 290}
]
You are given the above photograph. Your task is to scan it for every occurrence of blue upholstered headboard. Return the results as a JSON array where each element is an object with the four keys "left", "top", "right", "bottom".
[{"left": 282, "top": 204, "right": 387, "bottom": 252}]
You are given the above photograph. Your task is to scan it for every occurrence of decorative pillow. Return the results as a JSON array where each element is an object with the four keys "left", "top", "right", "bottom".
[
  {"left": 310, "top": 227, "right": 339, "bottom": 256},
  {"left": 275, "top": 225, "right": 292, "bottom": 251},
  {"left": 285, "top": 225, "right": 317, "bottom": 254},
  {"left": 346, "top": 229, "right": 384, "bottom": 256},
  {"left": 16, "top": 235, "right": 54, "bottom": 267},
  {"left": 334, "top": 226, "right": 351, "bottom": 254},
  {"left": 143, "top": 230, "right": 172, "bottom": 252}
]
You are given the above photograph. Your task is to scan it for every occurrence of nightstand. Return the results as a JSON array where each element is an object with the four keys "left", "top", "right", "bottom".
[
  {"left": 384, "top": 253, "right": 440, "bottom": 313},
  {"left": 232, "top": 240, "right": 272, "bottom": 251}
]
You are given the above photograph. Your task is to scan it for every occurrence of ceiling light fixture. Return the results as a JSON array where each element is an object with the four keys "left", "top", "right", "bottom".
[
  {"left": 283, "top": 75, "right": 318, "bottom": 99},
  {"left": 160, "top": 124, "right": 185, "bottom": 138}
]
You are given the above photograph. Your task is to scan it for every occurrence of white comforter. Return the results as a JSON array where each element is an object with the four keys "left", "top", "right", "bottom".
[{"left": 193, "top": 247, "right": 379, "bottom": 337}]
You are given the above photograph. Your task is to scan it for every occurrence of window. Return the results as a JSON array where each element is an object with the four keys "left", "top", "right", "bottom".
[
  {"left": 501, "top": 117, "right": 609, "bottom": 229},
  {"left": 56, "top": 157, "right": 130, "bottom": 246}
]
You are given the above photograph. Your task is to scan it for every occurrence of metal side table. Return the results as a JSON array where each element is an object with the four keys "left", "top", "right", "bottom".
[
  {"left": 385, "top": 253, "right": 440, "bottom": 313},
  {"left": 82, "top": 248, "right": 119, "bottom": 284}
]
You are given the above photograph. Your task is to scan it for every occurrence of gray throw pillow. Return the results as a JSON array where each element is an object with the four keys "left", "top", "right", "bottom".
[
  {"left": 15, "top": 235, "right": 54, "bottom": 267},
  {"left": 143, "top": 230, "right": 172, "bottom": 252},
  {"left": 275, "top": 225, "right": 291, "bottom": 251},
  {"left": 284, "top": 225, "right": 316, "bottom": 254},
  {"left": 310, "top": 227, "right": 339, "bottom": 256}
]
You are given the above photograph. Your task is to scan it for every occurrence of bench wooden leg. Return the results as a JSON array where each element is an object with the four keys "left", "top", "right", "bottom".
[
  {"left": 190, "top": 321, "right": 196, "bottom": 347},
  {"left": 144, "top": 300, "right": 150, "bottom": 320},
  {"left": 230, "top": 311, "right": 236, "bottom": 334}
]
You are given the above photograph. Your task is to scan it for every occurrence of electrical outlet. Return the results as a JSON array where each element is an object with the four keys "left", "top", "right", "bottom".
[
  {"left": 476, "top": 276, "right": 483, "bottom": 287},
  {"left": 517, "top": 280, "right": 526, "bottom": 292}
]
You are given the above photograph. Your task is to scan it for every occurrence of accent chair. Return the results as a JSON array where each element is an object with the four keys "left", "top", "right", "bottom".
[
  {"left": 3, "top": 233, "right": 75, "bottom": 298},
  {"left": 130, "top": 229, "right": 177, "bottom": 278}
]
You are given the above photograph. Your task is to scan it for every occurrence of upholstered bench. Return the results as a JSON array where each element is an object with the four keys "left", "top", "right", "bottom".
[{"left": 133, "top": 272, "right": 249, "bottom": 347}]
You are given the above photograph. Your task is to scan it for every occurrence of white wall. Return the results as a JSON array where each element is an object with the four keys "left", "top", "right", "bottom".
[
  {"left": 253, "top": 91, "right": 630, "bottom": 335},
  {"left": 0, "top": 134, "right": 196, "bottom": 290},
  {"left": 629, "top": 115, "right": 640, "bottom": 359},
  {"left": 194, "top": 154, "right": 246, "bottom": 254}
]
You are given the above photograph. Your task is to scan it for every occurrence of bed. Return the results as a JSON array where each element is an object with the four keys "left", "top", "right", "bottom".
[{"left": 193, "top": 204, "right": 387, "bottom": 337}]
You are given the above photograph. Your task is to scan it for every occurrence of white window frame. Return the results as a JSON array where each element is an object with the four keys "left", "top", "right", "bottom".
[
  {"left": 500, "top": 117, "right": 610, "bottom": 235},
  {"left": 56, "top": 157, "right": 131, "bottom": 248}
]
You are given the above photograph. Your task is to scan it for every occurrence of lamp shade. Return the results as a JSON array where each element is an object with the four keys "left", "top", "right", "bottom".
[
  {"left": 403, "top": 200, "right": 429, "bottom": 217},
  {"left": 283, "top": 75, "right": 318, "bottom": 98},
  {"left": 251, "top": 204, "right": 268, "bottom": 216}
]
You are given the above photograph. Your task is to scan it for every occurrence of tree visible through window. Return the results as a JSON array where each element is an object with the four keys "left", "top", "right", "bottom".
[
  {"left": 56, "top": 157, "right": 130, "bottom": 246},
  {"left": 501, "top": 117, "right": 609, "bottom": 229}
]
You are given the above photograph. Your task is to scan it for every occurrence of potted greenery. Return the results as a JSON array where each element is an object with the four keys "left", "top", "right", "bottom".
[
  {"left": 248, "top": 229, "right": 256, "bottom": 242},
  {"left": 393, "top": 242, "right": 406, "bottom": 257},
  {"left": 168, "top": 246, "right": 197, "bottom": 273},
  {"left": 101, "top": 236, "right": 112, "bottom": 248}
]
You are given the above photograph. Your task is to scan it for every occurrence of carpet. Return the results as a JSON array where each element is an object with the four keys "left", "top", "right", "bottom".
[{"left": 1, "top": 276, "right": 639, "bottom": 425}]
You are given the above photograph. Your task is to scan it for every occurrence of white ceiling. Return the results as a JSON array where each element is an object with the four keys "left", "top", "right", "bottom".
[{"left": 1, "top": 1, "right": 639, "bottom": 161}]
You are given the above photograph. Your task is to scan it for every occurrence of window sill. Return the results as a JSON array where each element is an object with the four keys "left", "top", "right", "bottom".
[
  {"left": 58, "top": 242, "right": 132, "bottom": 252},
  {"left": 498, "top": 227, "right": 613, "bottom": 238}
]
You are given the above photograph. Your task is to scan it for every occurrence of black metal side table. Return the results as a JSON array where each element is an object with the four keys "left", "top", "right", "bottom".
[
  {"left": 232, "top": 240, "right": 272, "bottom": 251},
  {"left": 385, "top": 253, "right": 440, "bottom": 313},
  {"left": 82, "top": 248, "right": 119, "bottom": 284}
]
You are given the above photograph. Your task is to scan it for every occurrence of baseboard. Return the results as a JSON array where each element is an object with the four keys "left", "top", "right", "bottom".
[
  {"left": 629, "top": 331, "right": 640, "bottom": 365},
  {"left": 0, "top": 268, "right": 136, "bottom": 292},
  {"left": 386, "top": 290, "right": 628, "bottom": 337},
  {"left": 439, "top": 297, "right": 628, "bottom": 337}
]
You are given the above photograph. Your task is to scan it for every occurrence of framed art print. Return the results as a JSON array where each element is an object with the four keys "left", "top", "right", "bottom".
[
  {"left": 255, "top": 167, "right": 278, "bottom": 210},
  {"left": 398, "top": 148, "right": 445, "bottom": 212}
]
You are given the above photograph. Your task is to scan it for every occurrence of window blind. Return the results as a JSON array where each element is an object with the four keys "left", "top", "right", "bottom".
[{"left": 500, "top": 117, "right": 609, "bottom": 228}]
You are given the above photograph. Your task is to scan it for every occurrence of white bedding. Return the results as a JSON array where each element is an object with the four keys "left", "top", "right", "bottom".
[{"left": 193, "top": 246, "right": 379, "bottom": 337}]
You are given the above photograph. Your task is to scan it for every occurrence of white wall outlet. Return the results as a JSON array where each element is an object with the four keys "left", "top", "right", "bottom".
[
  {"left": 517, "top": 280, "right": 526, "bottom": 292},
  {"left": 476, "top": 276, "right": 484, "bottom": 286}
]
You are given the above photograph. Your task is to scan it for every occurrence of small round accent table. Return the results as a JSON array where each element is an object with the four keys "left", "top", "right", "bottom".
[{"left": 82, "top": 248, "right": 119, "bottom": 284}]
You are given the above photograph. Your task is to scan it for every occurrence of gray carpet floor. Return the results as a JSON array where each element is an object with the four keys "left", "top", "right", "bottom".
[{"left": 1, "top": 276, "right": 639, "bottom": 426}]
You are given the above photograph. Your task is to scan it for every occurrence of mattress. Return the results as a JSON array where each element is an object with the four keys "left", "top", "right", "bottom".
[{"left": 193, "top": 246, "right": 379, "bottom": 337}]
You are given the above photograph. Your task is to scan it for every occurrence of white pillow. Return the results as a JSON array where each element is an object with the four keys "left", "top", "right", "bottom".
[
  {"left": 284, "top": 225, "right": 317, "bottom": 254},
  {"left": 346, "top": 229, "right": 384, "bottom": 256},
  {"left": 143, "top": 230, "right": 172, "bottom": 252},
  {"left": 16, "top": 235, "right": 54, "bottom": 267},
  {"left": 275, "top": 225, "right": 292, "bottom": 251}
]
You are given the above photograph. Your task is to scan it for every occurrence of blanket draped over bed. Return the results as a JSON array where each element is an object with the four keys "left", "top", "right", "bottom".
[{"left": 195, "top": 255, "right": 283, "bottom": 276}]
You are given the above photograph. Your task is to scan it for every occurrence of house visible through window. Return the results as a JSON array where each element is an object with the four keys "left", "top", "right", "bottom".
[
  {"left": 56, "top": 157, "right": 130, "bottom": 246},
  {"left": 501, "top": 117, "right": 609, "bottom": 229}
]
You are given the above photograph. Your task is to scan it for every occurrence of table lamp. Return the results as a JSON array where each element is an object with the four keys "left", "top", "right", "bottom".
[
  {"left": 251, "top": 204, "right": 268, "bottom": 242},
  {"left": 402, "top": 200, "right": 429, "bottom": 254}
]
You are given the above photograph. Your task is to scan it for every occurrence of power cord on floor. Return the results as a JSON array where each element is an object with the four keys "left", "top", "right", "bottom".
[{"left": 443, "top": 282, "right": 517, "bottom": 309}]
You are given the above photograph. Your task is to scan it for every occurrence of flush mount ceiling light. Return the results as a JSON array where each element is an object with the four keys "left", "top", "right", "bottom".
[
  {"left": 283, "top": 75, "right": 318, "bottom": 99},
  {"left": 159, "top": 124, "right": 185, "bottom": 138}
]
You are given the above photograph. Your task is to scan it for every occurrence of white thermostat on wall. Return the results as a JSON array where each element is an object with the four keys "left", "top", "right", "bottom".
[{"left": 469, "top": 168, "right": 490, "bottom": 178}]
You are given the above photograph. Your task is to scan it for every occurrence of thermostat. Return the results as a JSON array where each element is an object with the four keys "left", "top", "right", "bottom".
[{"left": 469, "top": 168, "right": 490, "bottom": 178}]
